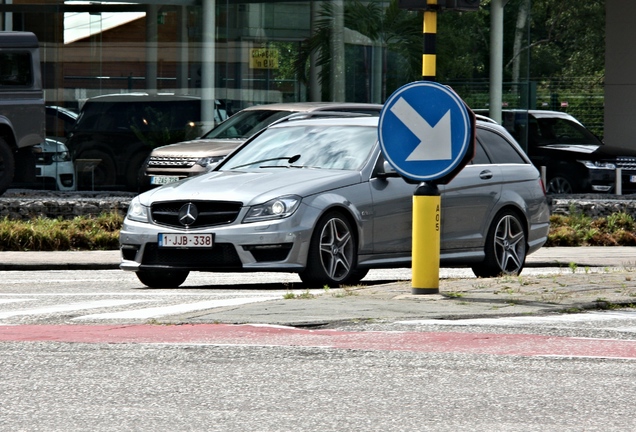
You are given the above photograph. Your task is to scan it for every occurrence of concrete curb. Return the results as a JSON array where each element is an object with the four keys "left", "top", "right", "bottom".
[{"left": 1, "top": 246, "right": 635, "bottom": 271}]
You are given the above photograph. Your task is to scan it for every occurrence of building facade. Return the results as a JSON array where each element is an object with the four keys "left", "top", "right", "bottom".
[{"left": 1, "top": 0, "right": 413, "bottom": 123}]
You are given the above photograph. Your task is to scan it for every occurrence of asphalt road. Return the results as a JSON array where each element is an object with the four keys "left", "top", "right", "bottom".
[{"left": 2, "top": 250, "right": 636, "bottom": 431}]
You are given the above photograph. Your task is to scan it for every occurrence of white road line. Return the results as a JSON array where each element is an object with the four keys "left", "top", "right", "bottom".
[
  {"left": 397, "top": 311, "right": 636, "bottom": 327},
  {"left": 0, "top": 299, "right": 34, "bottom": 305},
  {"left": 0, "top": 292, "right": 290, "bottom": 297},
  {"left": 0, "top": 300, "right": 149, "bottom": 319},
  {"left": 74, "top": 297, "right": 280, "bottom": 320}
]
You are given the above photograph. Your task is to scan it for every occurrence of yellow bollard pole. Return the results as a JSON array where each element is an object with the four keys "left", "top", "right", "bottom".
[
  {"left": 422, "top": 0, "right": 437, "bottom": 81},
  {"left": 412, "top": 0, "right": 440, "bottom": 295},
  {"left": 412, "top": 182, "right": 440, "bottom": 295}
]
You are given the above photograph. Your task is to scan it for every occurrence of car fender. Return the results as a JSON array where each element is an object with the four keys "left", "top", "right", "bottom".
[
  {"left": 303, "top": 188, "right": 374, "bottom": 253},
  {"left": 491, "top": 187, "right": 533, "bottom": 237}
]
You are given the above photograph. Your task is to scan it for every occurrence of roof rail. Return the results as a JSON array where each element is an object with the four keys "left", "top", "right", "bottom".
[
  {"left": 269, "top": 110, "right": 376, "bottom": 127},
  {"left": 474, "top": 113, "right": 498, "bottom": 124}
]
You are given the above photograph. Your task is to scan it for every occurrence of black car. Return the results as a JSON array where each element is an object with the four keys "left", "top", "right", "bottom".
[
  {"left": 65, "top": 93, "right": 206, "bottom": 191},
  {"left": 479, "top": 110, "right": 636, "bottom": 194}
]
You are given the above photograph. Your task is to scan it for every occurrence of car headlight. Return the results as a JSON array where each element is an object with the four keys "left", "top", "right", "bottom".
[
  {"left": 243, "top": 195, "right": 301, "bottom": 223},
  {"left": 580, "top": 160, "right": 617, "bottom": 170},
  {"left": 52, "top": 150, "right": 71, "bottom": 162},
  {"left": 126, "top": 197, "right": 150, "bottom": 223},
  {"left": 196, "top": 156, "right": 224, "bottom": 168}
]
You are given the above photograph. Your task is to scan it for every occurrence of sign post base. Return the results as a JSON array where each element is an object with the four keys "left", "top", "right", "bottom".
[{"left": 412, "top": 182, "right": 440, "bottom": 295}]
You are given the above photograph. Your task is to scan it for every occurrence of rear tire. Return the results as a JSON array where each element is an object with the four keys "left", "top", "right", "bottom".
[
  {"left": 0, "top": 137, "right": 15, "bottom": 196},
  {"left": 136, "top": 270, "right": 189, "bottom": 288},
  {"left": 299, "top": 211, "right": 362, "bottom": 287},
  {"left": 472, "top": 210, "right": 527, "bottom": 278}
]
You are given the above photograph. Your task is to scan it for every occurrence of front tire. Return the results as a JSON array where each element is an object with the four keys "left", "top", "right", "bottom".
[
  {"left": 472, "top": 210, "right": 527, "bottom": 278},
  {"left": 299, "top": 211, "right": 362, "bottom": 287},
  {"left": 546, "top": 173, "right": 576, "bottom": 194},
  {"left": 136, "top": 270, "right": 189, "bottom": 288}
]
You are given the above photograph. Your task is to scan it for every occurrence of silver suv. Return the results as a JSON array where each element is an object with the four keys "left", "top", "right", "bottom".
[{"left": 138, "top": 102, "right": 383, "bottom": 192}]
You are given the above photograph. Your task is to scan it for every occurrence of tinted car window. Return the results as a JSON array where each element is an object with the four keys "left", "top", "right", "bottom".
[
  {"left": 531, "top": 117, "right": 601, "bottom": 146},
  {"left": 477, "top": 129, "right": 526, "bottom": 164},
  {"left": 0, "top": 52, "right": 32, "bottom": 87},
  {"left": 76, "top": 101, "right": 199, "bottom": 132},
  {"left": 470, "top": 139, "right": 491, "bottom": 165},
  {"left": 203, "top": 110, "right": 291, "bottom": 139},
  {"left": 45, "top": 106, "right": 77, "bottom": 140}
]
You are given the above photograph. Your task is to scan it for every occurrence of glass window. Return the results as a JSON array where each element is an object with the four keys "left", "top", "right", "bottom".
[
  {"left": 2, "top": 0, "right": 425, "bottom": 124},
  {"left": 0, "top": 52, "right": 32, "bottom": 87},
  {"left": 225, "top": 125, "right": 377, "bottom": 171},
  {"left": 470, "top": 139, "right": 491, "bottom": 165},
  {"left": 534, "top": 117, "right": 601, "bottom": 146},
  {"left": 477, "top": 128, "right": 526, "bottom": 164},
  {"left": 204, "top": 110, "right": 293, "bottom": 139}
]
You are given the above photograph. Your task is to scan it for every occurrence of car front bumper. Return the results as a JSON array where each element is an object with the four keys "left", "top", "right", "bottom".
[
  {"left": 119, "top": 205, "right": 320, "bottom": 273},
  {"left": 36, "top": 161, "right": 75, "bottom": 191}
]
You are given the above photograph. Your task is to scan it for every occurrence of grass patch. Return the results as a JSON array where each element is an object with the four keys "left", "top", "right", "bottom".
[
  {"left": 0, "top": 213, "right": 123, "bottom": 251},
  {"left": 284, "top": 289, "right": 316, "bottom": 300}
]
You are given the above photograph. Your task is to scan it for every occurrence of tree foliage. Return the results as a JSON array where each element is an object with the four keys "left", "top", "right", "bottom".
[
  {"left": 293, "top": 0, "right": 605, "bottom": 107},
  {"left": 294, "top": 0, "right": 422, "bottom": 100},
  {"left": 437, "top": 0, "right": 605, "bottom": 82}
]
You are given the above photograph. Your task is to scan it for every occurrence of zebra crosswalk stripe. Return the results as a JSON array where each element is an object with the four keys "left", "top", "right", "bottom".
[
  {"left": 74, "top": 297, "right": 280, "bottom": 320},
  {"left": 0, "top": 300, "right": 149, "bottom": 319}
]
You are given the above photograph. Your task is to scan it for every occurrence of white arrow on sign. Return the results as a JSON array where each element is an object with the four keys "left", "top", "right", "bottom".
[{"left": 389, "top": 97, "right": 452, "bottom": 161}]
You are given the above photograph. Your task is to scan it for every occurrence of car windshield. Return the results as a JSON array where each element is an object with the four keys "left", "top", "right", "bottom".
[
  {"left": 530, "top": 117, "right": 602, "bottom": 147},
  {"left": 223, "top": 125, "right": 377, "bottom": 171},
  {"left": 202, "top": 109, "right": 294, "bottom": 139}
]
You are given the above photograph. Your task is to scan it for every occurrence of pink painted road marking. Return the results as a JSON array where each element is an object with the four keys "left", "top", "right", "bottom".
[{"left": 2, "top": 324, "right": 636, "bottom": 359}]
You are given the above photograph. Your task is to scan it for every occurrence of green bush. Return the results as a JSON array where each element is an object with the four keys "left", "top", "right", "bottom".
[{"left": 546, "top": 211, "right": 636, "bottom": 247}]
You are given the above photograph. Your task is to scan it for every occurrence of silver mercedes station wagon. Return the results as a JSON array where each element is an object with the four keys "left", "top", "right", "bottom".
[{"left": 120, "top": 114, "right": 550, "bottom": 288}]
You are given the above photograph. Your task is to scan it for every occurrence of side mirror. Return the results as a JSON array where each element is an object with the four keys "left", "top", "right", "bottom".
[
  {"left": 378, "top": 160, "right": 422, "bottom": 184},
  {"left": 377, "top": 160, "right": 400, "bottom": 179}
]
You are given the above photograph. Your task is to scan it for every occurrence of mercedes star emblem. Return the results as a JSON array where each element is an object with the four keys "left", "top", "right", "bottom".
[{"left": 178, "top": 203, "right": 198, "bottom": 226}]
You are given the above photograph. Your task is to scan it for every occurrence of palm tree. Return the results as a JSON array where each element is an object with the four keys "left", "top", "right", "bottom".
[{"left": 294, "top": 0, "right": 422, "bottom": 102}]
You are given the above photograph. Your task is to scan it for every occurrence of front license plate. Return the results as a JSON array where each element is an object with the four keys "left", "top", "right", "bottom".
[
  {"left": 150, "top": 175, "right": 181, "bottom": 185},
  {"left": 158, "top": 233, "right": 214, "bottom": 248},
  {"left": 630, "top": 175, "right": 636, "bottom": 183}
]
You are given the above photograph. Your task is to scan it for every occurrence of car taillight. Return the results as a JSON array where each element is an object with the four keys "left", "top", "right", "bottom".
[{"left": 539, "top": 178, "right": 547, "bottom": 196}]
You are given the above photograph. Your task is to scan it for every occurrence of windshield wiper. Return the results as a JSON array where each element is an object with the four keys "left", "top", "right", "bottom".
[{"left": 230, "top": 154, "right": 301, "bottom": 170}]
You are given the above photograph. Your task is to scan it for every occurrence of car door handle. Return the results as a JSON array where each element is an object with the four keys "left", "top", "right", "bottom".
[{"left": 479, "top": 170, "right": 493, "bottom": 180}]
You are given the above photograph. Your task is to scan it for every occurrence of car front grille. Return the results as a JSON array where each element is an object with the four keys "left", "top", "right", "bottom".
[
  {"left": 615, "top": 157, "right": 636, "bottom": 171},
  {"left": 141, "top": 243, "right": 242, "bottom": 269},
  {"left": 148, "top": 155, "right": 198, "bottom": 169},
  {"left": 151, "top": 200, "right": 242, "bottom": 228}
]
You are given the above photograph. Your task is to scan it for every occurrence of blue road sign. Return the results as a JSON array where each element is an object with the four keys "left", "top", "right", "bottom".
[{"left": 378, "top": 81, "right": 473, "bottom": 183}]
